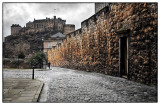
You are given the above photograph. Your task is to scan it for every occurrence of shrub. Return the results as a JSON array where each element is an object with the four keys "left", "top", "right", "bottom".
[
  {"left": 18, "top": 52, "right": 25, "bottom": 59},
  {"left": 27, "top": 52, "right": 46, "bottom": 68}
]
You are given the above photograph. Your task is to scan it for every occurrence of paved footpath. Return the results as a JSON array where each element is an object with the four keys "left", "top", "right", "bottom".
[
  {"left": 3, "top": 67, "right": 157, "bottom": 103},
  {"left": 3, "top": 78, "right": 43, "bottom": 103}
]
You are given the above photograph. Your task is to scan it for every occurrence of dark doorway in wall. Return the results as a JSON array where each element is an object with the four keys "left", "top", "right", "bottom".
[{"left": 120, "top": 36, "right": 128, "bottom": 78}]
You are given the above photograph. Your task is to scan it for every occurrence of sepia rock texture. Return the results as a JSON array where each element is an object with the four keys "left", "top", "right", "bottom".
[{"left": 48, "top": 3, "right": 158, "bottom": 85}]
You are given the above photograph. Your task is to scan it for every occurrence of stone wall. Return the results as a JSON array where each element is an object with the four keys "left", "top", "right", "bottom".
[
  {"left": 48, "top": 3, "right": 157, "bottom": 85},
  {"left": 64, "top": 24, "right": 75, "bottom": 35},
  {"left": 95, "top": 3, "right": 109, "bottom": 13}
]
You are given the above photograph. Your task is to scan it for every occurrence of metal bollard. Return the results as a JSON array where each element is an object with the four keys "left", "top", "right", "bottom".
[{"left": 32, "top": 66, "right": 34, "bottom": 79}]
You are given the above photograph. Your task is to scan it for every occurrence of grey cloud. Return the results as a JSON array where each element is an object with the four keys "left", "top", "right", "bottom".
[{"left": 3, "top": 3, "right": 94, "bottom": 37}]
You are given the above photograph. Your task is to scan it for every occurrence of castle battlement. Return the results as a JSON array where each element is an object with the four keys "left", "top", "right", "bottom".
[{"left": 11, "top": 24, "right": 21, "bottom": 27}]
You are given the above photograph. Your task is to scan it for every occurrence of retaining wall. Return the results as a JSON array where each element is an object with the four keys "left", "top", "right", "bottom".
[{"left": 48, "top": 3, "right": 157, "bottom": 85}]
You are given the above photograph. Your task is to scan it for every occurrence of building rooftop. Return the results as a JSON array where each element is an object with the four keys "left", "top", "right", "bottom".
[
  {"left": 33, "top": 19, "right": 46, "bottom": 23},
  {"left": 51, "top": 32, "right": 66, "bottom": 39}
]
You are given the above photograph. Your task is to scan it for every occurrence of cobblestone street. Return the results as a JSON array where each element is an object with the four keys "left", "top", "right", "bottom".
[{"left": 3, "top": 67, "right": 157, "bottom": 103}]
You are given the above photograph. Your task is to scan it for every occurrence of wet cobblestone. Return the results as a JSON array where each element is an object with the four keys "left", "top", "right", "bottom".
[{"left": 3, "top": 67, "right": 157, "bottom": 103}]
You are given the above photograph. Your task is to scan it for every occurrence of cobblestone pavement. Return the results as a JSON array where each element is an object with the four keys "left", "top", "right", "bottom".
[{"left": 3, "top": 67, "right": 157, "bottom": 103}]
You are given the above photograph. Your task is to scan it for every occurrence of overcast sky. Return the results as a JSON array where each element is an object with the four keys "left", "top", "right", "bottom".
[{"left": 3, "top": 3, "right": 95, "bottom": 37}]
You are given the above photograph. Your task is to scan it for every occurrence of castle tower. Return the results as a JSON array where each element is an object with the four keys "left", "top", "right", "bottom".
[{"left": 11, "top": 24, "right": 22, "bottom": 35}]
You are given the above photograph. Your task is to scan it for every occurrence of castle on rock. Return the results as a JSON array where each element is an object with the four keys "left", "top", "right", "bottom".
[{"left": 11, "top": 16, "right": 75, "bottom": 36}]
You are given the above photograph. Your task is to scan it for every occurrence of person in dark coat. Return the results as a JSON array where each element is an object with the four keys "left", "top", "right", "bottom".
[{"left": 48, "top": 62, "right": 51, "bottom": 69}]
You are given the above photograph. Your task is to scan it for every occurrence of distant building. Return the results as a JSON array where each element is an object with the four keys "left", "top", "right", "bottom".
[
  {"left": 11, "top": 16, "right": 75, "bottom": 36},
  {"left": 43, "top": 32, "right": 66, "bottom": 54}
]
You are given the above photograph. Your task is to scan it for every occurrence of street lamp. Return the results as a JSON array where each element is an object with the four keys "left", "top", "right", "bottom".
[
  {"left": 42, "top": 37, "right": 44, "bottom": 52},
  {"left": 41, "top": 37, "right": 44, "bottom": 69},
  {"left": 32, "top": 58, "right": 35, "bottom": 79}
]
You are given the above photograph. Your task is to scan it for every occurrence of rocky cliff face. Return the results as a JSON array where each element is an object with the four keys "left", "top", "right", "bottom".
[{"left": 3, "top": 30, "right": 58, "bottom": 58}]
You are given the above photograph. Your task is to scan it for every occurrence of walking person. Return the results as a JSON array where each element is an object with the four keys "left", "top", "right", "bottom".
[{"left": 48, "top": 62, "right": 51, "bottom": 69}]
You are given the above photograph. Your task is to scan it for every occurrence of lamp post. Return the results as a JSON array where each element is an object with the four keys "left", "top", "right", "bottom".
[
  {"left": 41, "top": 37, "right": 44, "bottom": 69},
  {"left": 32, "top": 65, "right": 35, "bottom": 79},
  {"left": 42, "top": 37, "right": 44, "bottom": 52},
  {"left": 32, "top": 58, "right": 35, "bottom": 79}
]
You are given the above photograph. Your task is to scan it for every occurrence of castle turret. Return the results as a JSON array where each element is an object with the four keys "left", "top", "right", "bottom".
[{"left": 11, "top": 24, "right": 22, "bottom": 35}]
